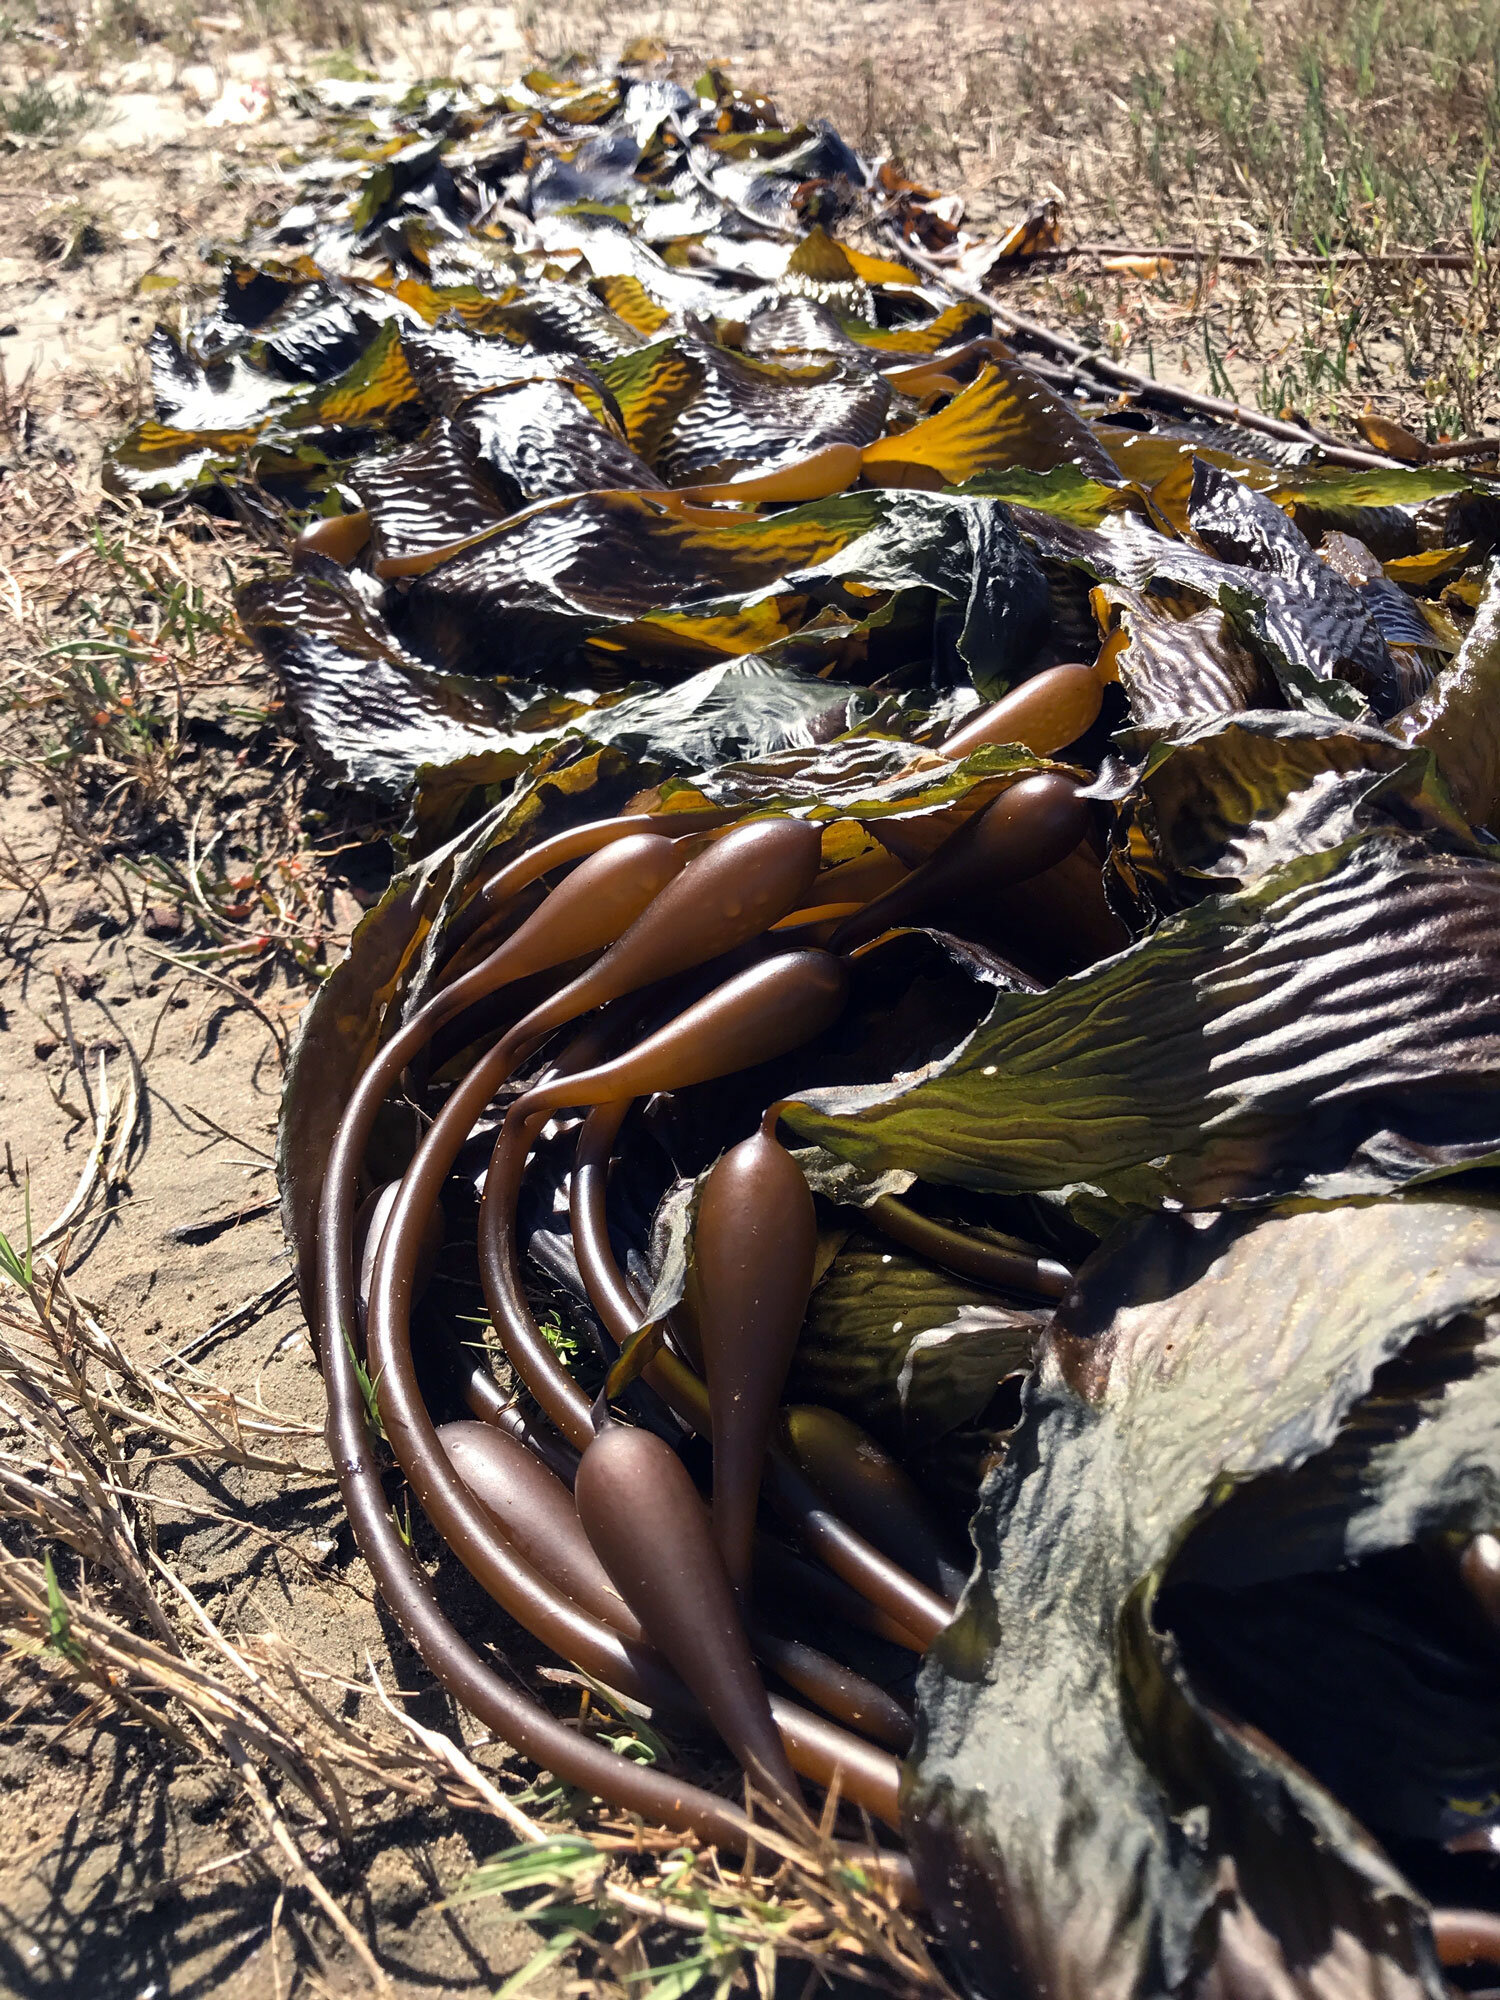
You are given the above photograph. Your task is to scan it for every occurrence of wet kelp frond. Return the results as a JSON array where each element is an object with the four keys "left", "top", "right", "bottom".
[{"left": 103, "top": 54, "right": 1500, "bottom": 2000}]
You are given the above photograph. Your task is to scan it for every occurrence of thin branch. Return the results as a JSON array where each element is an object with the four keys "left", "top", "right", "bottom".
[
  {"left": 884, "top": 227, "right": 1406, "bottom": 472},
  {"left": 132, "top": 942, "right": 290, "bottom": 1060},
  {"left": 992, "top": 239, "right": 1494, "bottom": 272}
]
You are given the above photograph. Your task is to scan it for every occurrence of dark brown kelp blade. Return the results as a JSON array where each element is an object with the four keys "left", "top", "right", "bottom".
[
  {"left": 791, "top": 1229, "right": 1045, "bottom": 1449},
  {"left": 908, "top": 1195, "right": 1500, "bottom": 2000},
  {"left": 235, "top": 563, "right": 531, "bottom": 797},
  {"left": 1461, "top": 1533, "right": 1500, "bottom": 1629},
  {"left": 460, "top": 379, "right": 665, "bottom": 506},
  {"left": 575, "top": 1423, "right": 803, "bottom": 1808},
  {"left": 1093, "top": 578, "right": 1276, "bottom": 730},
  {"left": 396, "top": 486, "right": 875, "bottom": 674},
  {"left": 695, "top": 1130, "right": 818, "bottom": 1592},
  {"left": 649, "top": 339, "right": 891, "bottom": 485},
  {"left": 348, "top": 422, "right": 511, "bottom": 571}
]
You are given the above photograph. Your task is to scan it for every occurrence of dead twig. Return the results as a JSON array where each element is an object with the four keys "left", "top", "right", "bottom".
[
  {"left": 884, "top": 227, "right": 1406, "bottom": 472},
  {"left": 994, "top": 240, "right": 1497, "bottom": 272},
  {"left": 157, "top": 1271, "right": 297, "bottom": 1370},
  {"left": 133, "top": 940, "right": 290, "bottom": 1060}
]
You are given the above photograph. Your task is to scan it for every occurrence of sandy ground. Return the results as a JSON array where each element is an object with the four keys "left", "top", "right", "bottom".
[{"left": 1, "top": 22, "right": 638, "bottom": 1996}]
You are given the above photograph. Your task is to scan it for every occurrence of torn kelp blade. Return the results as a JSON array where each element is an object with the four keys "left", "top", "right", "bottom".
[
  {"left": 1396, "top": 557, "right": 1500, "bottom": 832},
  {"left": 907, "top": 1194, "right": 1500, "bottom": 2000},
  {"left": 791, "top": 1231, "right": 1044, "bottom": 1451},
  {"left": 783, "top": 827, "right": 1500, "bottom": 1220},
  {"left": 1092, "top": 578, "right": 1275, "bottom": 728}
]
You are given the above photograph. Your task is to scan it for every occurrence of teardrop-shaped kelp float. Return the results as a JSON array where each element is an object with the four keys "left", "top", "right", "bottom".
[
  {"left": 438, "top": 1420, "right": 640, "bottom": 1637},
  {"left": 574, "top": 1422, "right": 804, "bottom": 1809},
  {"left": 695, "top": 1129, "right": 817, "bottom": 1593}
]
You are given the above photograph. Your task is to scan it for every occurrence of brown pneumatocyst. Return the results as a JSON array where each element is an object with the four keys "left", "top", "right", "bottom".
[
  {"left": 575, "top": 1422, "right": 804, "bottom": 1808},
  {"left": 512, "top": 814, "right": 824, "bottom": 1053},
  {"left": 1430, "top": 1906, "right": 1500, "bottom": 1968},
  {"left": 511, "top": 949, "right": 850, "bottom": 1125},
  {"left": 438, "top": 1420, "right": 641, "bottom": 1638},
  {"left": 433, "top": 830, "right": 686, "bottom": 1041},
  {"left": 293, "top": 508, "right": 371, "bottom": 569},
  {"left": 477, "top": 832, "right": 686, "bottom": 992},
  {"left": 940, "top": 664, "right": 1104, "bottom": 760},
  {"left": 696, "top": 1131, "right": 818, "bottom": 1593},
  {"left": 1460, "top": 1532, "right": 1500, "bottom": 1629},
  {"left": 441, "top": 808, "right": 732, "bottom": 974},
  {"left": 833, "top": 774, "right": 1091, "bottom": 951}
]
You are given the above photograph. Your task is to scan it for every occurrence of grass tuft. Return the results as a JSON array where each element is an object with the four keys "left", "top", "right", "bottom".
[{"left": 0, "top": 80, "right": 95, "bottom": 139}]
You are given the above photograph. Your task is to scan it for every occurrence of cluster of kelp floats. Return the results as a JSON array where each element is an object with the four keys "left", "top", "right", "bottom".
[{"left": 109, "top": 56, "right": 1500, "bottom": 2000}]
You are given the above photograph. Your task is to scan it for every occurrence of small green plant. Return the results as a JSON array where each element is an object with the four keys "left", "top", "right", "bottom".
[
  {"left": 0, "top": 1176, "right": 34, "bottom": 1288},
  {"left": 43, "top": 1553, "right": 87, "bottom": 1667},
  {"left": 33, "top": 202, "right": 112, "bottom": 265},
  {"left": 1202, "top": 325, "right": 1237, "bottom": 400},
  {"left": 537, "top": 1309, "right": 581, "bottom": 1365},
  {"left": 1, "top": 83, "right": 95, "bottom": 139},
  {"left": 309, "top": 51, "right": 378, "bottom": 82},
  {"left": 451, "top": 1837, "right": 747, "bottom": 2000},
  {"left": 4, "top": 523, "right": 252, "bottom": 843},
  {"left": 343, "top": 1325, "right": 385, "bottom": 1439}
]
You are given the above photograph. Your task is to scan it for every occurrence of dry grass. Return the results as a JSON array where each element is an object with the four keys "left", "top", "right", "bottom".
[
  {"left": 0, "top": 1233, "right": 948, "bottom": 1996},
  {"left": 0, "top": 430, "right": 388, "bottom": 1008},
  {"left": 756, "top": 0, "right": 1500, "bottom": 435}
]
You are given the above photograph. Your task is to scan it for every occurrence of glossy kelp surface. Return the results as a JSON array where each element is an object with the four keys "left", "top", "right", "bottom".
[{"left": 115, "top": 53, "right": 1500, "bottom": 2000}]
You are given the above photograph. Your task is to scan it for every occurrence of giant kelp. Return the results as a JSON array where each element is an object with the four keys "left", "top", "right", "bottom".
[{"left": 114, "top": 53, "right": 1500, "bottom": 2000}]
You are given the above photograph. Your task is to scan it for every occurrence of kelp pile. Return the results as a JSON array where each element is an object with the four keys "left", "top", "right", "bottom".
[{"left": 109, "top": 56, "right": 1500, "bottom": 2000}]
